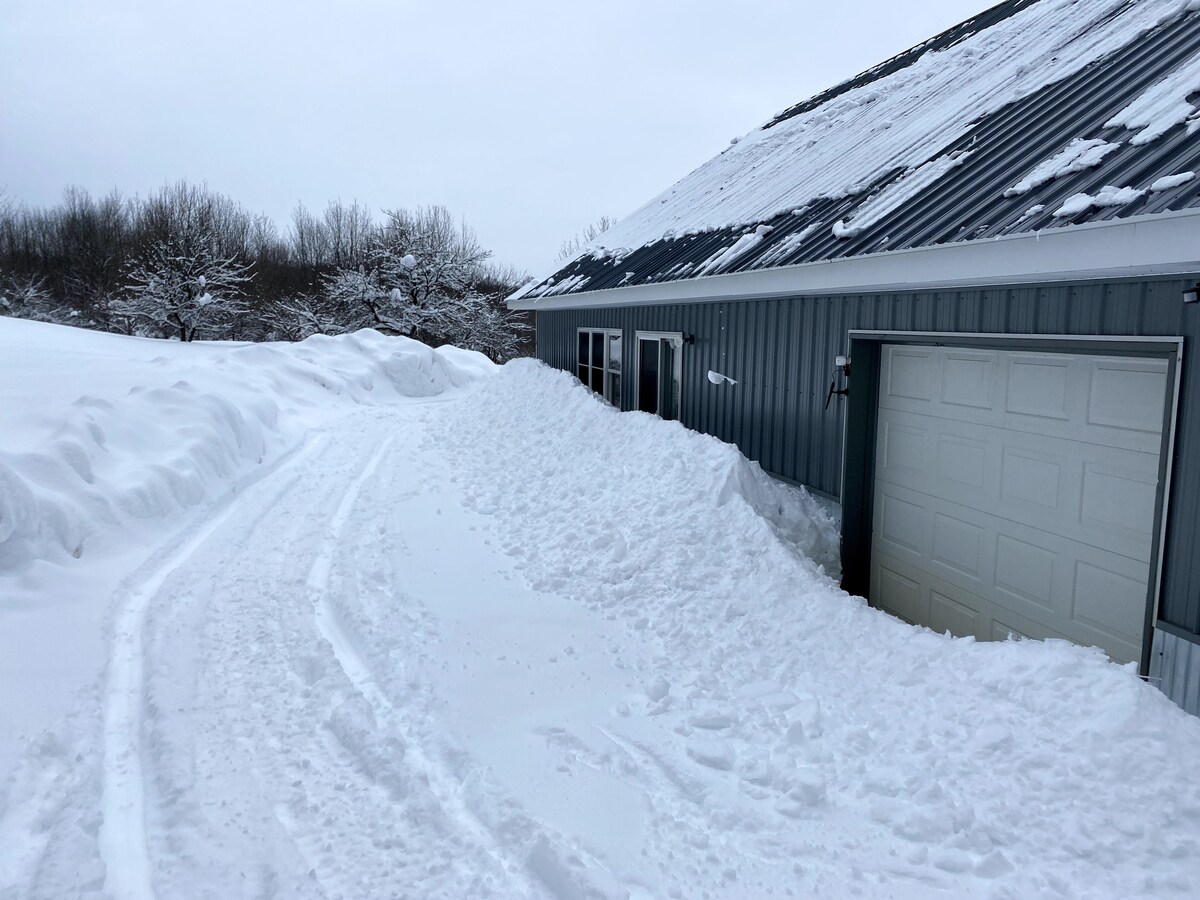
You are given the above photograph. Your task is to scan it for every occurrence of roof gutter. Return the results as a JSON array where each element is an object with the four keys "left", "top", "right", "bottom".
[{"left": 509, "top": 209, "right": 1200, "bottom": 310}]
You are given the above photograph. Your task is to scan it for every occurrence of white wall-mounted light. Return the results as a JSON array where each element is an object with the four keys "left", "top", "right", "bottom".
[
  {"left": 707, "top": 369, "right": 738, "bottom": 386},
  {"left": 1184, "top": 285, "right": 1199, "bottom": 304}
]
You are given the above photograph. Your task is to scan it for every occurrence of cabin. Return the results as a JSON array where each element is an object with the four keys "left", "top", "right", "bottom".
[{"left": 509, "top": 0, "right": 1200, "bottom": 713}]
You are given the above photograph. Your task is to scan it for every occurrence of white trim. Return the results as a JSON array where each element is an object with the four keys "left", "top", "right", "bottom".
[
  {"left": 634, "top": 330, "right": 684, "bottom": 419},
  {"left": 511, "top": 209, "right": 1200, "bottom": 310},
  {"left": 1155, "top": 339, "right": 1185, "bottom": 632},
  {"left": 846, "top": 329, "right": 1185, "bottom": 349},
  {"left": 576, "top": 326, "right": 623, "bottom": 406}
]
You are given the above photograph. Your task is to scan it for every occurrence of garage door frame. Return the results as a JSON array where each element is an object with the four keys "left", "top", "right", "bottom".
[{"left": 840, "top": 330, "right": 1183, "bottom": 676}]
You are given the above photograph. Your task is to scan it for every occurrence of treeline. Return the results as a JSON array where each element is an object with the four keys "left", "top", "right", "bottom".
[{"left": 0, "top": 182, "right": 532, "bottom": 360}]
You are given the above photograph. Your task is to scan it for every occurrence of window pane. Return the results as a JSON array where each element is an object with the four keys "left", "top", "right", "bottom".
[
  {"left": 590, "top": 364, "right": 604, "bottom": 394},
  {"left": 607, "top": 333, "right": 623, "bottom": 370},
  {"left": 577, "top": 365, "right": 588, "bottom": 384},
  {"left": 638, "top": 339, "right": 659, "bottom": 414},
  {"left": 592, "top": 333, "right": 604, "bottom": 369},
  {"left": 578, "top": 331, "right": 589, "bottom": 367},
  {"left": 608, "top": 373, "right": 622, "bottom": 406},
  {"left": 661, "top": 341, "right": 680, "bottom": 421}
]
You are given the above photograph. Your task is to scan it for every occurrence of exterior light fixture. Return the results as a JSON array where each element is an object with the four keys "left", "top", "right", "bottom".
[
  {"left": 1184, "top": 285, "right": 1200, "bottom": 304},
  {"left": 826, "top": 354, "right": 851, "bottom": 410}
]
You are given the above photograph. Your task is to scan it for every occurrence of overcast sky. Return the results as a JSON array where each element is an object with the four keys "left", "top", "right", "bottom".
[{"left": 2, "top": 0, "right": 986, "bottom": 276}]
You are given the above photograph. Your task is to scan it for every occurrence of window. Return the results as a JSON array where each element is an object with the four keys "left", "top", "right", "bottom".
[
  {"left": 636, "top": 331, "right": 683, "bottom": 420},
  {"left": 577, "top": 328, "right": 623, "bottom": 406}
]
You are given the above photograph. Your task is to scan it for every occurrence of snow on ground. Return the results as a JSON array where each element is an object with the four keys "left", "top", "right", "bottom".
[{"left": 2, "top": 320, "right": 1200, "bottom": 898}]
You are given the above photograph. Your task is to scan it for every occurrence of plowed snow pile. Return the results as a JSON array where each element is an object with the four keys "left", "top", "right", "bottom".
[{"left": 1, "top": 319, "right": 1199, "bottom": 899}]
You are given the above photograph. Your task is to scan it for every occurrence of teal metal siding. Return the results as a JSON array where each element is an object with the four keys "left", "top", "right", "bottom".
[{"left": 533, "top": 275, "right": 1200, "bottom": 638}]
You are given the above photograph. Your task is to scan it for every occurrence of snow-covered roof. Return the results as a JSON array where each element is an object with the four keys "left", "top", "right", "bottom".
[{"left": 515, "top": 0, "right": 1200, "bottom": 305}]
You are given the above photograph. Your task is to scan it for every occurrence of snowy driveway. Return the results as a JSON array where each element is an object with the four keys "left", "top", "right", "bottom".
[{"left": 3, "top": 327, "right": 1200, "bottom": 899}]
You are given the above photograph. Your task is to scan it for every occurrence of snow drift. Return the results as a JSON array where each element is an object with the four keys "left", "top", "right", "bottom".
[
  {"left": 0, "top": 320, "right": 488, "bottom": 576},
  {"left": 439, "top": 359, "right": 1200, "bottom": 897}
]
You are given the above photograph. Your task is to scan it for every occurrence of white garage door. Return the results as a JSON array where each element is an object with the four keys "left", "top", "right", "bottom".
[{"left": 871, "top": 344, "right": 1168, "bottom": 664}]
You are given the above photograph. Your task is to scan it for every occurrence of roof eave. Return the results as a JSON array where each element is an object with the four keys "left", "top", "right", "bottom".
[{"left": 509, "top": 209, "right": 1200, "bottom": 310}]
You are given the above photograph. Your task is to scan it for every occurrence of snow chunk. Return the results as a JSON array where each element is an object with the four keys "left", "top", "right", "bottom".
[
  {"left": 536, "top": 273, "right": 591, "bottom": 297},
  {"left": 756, "top": 222, "right": 821, "bottom": 266},
  {"left": 1151, "top": 171, "right": 1197, "bottom": 191},
  {"left": 1053, "top": 184, "right": 1147, "bottom": 217},
  {"left": 1003, "top": 138, "right": 1123, "bottom": 197},
  {"left": 696, "top": 224, "right": 774, "bottom": 275},
  {"left": 1016, "top": 203, "right": 1047, "bottom": 224},
  {"left": 833, "top": 152, "right": 971, "bottom": 239},
  {"left": 1106, "top": 47, "right": 1200, "bottom": 145}
]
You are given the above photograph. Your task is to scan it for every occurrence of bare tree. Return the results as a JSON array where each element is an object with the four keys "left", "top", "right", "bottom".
[
  {"left": 557, "top": 215, "right": 616, "bottom": 262},
  {"left": 289, "top": 202, "right": 331, "bottom": 270}
]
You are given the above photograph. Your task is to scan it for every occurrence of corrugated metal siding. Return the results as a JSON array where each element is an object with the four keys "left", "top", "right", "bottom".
[
  {"left": 535, "top": 274, "right": 1200, "bottom": 636},
  {"left": 1151, "top": 629, "right": 1200, "bottom": 716}
]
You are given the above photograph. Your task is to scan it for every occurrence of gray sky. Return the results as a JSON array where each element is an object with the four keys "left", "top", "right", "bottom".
[{"left": 2, "top": 0, "right": 986, "bottom": 277}]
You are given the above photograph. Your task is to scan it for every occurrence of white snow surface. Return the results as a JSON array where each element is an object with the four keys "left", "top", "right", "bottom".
[
  {"left": 1053, "top": 184, "right": 1148, "bottom": 217},
  {"left": 1003, "top": 138, "right": 1124, "bottom": 197},
  {"left": 1150, "top": 170, "right": 1197, "bottom": 190},
  {"left": 2, "top": 321, "right": 1200, "bottom": 898},
  {"left": 559, "top": 0, "right": 1194, "bottom": 266},
  {"left": 1105, "top": 44, "right": 1200, "bottom": 144},
  {"left": 831, "top": 151, "right": 971, "bottom": 239}
]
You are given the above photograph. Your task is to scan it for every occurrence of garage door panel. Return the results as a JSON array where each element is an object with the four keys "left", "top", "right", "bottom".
[
  {"left": 880, "top": 413, "right": 1158, "bottom": 561},
  {"left": 1000, "top": 447, "right": 1066, "bottom": 511},
  {"left": 880, "top": 352, "right": 1167, "bottom": 455},
  {"left": 930, "top": 589, "right": 980, "bottom": 638},
  {"left": 878, "top": 419, "right": 930, "bottom": 479},
  {"left": 883, "top": 347, "right": 936, "bottom": 402},
  {"left": 932, "top": 512, "right": 987, "bottom": 582},
  {"left": 1087, "top": 361, "right": 1167, "bottom": 435},
  {"left": 1006, "top": 356, "right": 1072, "bottom": 421},
  {"left": 940, "top": 351, "right": 997, "bottom": 409},
  {"left": 874, "top": 489, "right": 930, "bottom": 560},
  {"left": 874, "top": 562, "right": 926, "bottom": 626},
  {"left": 937, "top": 433, "right": 988, "bottom": 490},
  {"left": 871, "top": 343, "right": 1167, "bottom": 666},
  {"left": 1070, "top": 554, "right": 1150, "bottom": 647},
  {"left": 994, "top": 534, "right": 1057, "bottom": 612},
  {"left": 1080, "top": 463, "right": 1158, "bottom": 547}
]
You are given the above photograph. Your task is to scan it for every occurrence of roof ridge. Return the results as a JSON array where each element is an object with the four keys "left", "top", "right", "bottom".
[{"left": 764, "top": 0, "right": 1044, "bottom": 130}]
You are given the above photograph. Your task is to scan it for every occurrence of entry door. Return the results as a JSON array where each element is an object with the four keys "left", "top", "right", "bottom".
[
  {"left": 636, "top": 332, "right": 682, "bottom": 420},
  {"left": 870, "top": 344, "right": 1168, "bottom": 664}
]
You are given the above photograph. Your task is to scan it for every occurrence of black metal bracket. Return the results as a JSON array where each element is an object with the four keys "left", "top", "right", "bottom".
[{"left": 825, "top": 380, "right": 849, "bottom": 410}]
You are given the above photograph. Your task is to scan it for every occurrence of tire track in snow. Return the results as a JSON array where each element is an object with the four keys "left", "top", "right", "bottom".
[
  {"left": 98, "top": 436, "right": 326, "bottom": 900},
  {"left": 306, "top": 434, "right": 543, "bottom": 897}
]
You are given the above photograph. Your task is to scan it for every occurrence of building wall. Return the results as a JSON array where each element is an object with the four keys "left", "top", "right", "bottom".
[{"left": 533, "top": 275, "right": 1200, "bottom": 643}]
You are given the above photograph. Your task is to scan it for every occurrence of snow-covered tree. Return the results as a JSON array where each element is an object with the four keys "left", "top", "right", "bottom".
[
  {"left": 314, "top": 205, "right": 529, "bottom": 359},
  {"left": 262, "top": 293, "right": 346, "bottom": 341},
  {"left": 112, "top": 240, "right": 253, "bottom": 341},
  {"left": 0, "top": 270, "right": 56, "bottom": 321}
]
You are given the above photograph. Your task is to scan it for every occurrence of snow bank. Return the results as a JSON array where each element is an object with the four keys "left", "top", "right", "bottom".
[
  {"left": 441, "top": 360, "right": 1200, "bottom": 896},
  {"left": 0, "top": 319, "right": 490, "bottom": 577}
]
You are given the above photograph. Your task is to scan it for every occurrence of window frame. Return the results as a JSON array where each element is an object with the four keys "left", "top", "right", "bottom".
[
  {"left": 635, "top": 330, "right": 684, "bottom": 420},
  {"left": 576, "top": 327, "right": 624, "bottom": 407}
]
